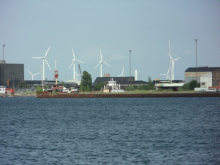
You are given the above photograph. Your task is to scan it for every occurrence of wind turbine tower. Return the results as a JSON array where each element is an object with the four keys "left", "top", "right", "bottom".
[
  {"left": 95, "top": 49, "right": 110, "bottom": 77},
  {"left": 32, "top": 46, "right": 51, "bottom": 80}
]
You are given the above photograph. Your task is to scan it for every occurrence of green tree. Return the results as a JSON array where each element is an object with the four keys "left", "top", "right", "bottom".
[
  {"left": 189, "top": 80, "right": 198, "bottom": 90},
  {"left": 86, "top": 85, "right": 90, "bottom": 91},
  {"left": 94, "top": 82, "right": 104, "bottom": 91},
  {"left": 180, "top": 83, "right": 189, "bottom": 90},
  {"left": 79, "top": 83, "right": 84, "bottom": 92},
  {"left": 147, "top": 77, "right": 155, "bottom": 90},
  {"left": 125, "top": 86, "right": 135, "bottom": 91},
  {"left": 36, "top": 86, "right": 43, "bottom": 93},
  {"left": 80, "top": 71, "right": 92, "bottom": 91},
  {"left": 61, "top": 81, "right": 64, "bottom": 86},
  {"left": 19, "top": 81, "right": 28, "bottom": 88}
]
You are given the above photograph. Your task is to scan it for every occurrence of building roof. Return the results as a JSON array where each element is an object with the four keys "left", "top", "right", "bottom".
[{"left": 185, "top": 67, "right": 220, "bottom": 72}]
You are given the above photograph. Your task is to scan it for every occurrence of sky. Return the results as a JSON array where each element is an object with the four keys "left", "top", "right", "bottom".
[{"left": 0, "top": 0, "right": 220, "bottom": 82}]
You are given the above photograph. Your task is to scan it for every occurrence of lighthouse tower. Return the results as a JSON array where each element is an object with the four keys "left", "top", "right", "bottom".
[{"left": 54, "top": 70, "right": 58, "bottom": 84}]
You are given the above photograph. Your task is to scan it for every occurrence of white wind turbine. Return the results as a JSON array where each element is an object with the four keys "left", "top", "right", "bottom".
[
  {"left": 95, "top": 49, "right": 110, "bottom": 77},
  {"left": 117, "top": 66, "right": 125, "bottom": 77},
  {"left": 27, "top": 70, "right": 40, "bottom": 80},
  {"left": 167, "top": 40, "right": 180, "bottom": 81},
  {"left": 32, "top": 46, "right": 51, "bottom": 80},
  {"left": 68, "top": 47, "right": 84, "bottom": 80},
  {"left": 160, "top": 67, "right": 171, "bottom": 80}
]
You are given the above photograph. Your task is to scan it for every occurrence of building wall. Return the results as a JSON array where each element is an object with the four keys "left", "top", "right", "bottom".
[
  {"left": 0, "top": 64, "right": 24, "bottom": 88},
  {"left": 212, "top": 69, "right": 220, "bottom": 86},
  {"left": 200, "top": 74, "right": 212, "bottom": 88},
  {"left": 184, "top": 72, "right": 211, "bottom": 83}
]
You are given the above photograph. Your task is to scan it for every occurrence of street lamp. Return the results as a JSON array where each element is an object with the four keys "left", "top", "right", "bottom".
[{"left": 195, "top": 39, "right": 198, "bottom": 84}]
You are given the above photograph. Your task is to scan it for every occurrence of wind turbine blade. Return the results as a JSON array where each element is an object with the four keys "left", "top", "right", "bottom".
[
  {"left": 68, "top": 61, "right": 74, "bottom": 69},
  {"left": 45, "top": 59, "right": 51, "bottom": 70},
  {"left": 174, "top": 57, "right": 180, "bottom": 61},
  {"left": 167, "top": 52, "right": 173, "bottom": 59},
  {"left": 95, "top": 62, "right": 101, "bottom": 69},
  {"left": 27, "top": 70, "right": 33, "bottom": 75},
  {"left": 167, "top": 67, "right": 171, "bottom": 74},
  {"left": 44, "top": 46, "right": 50, "bottom": 58},
  {"left": 33, "top": 72, "right": 40, "bottom": 76},
  {"left": 76, "top": 59, "right": 84, "bottom": 63},
  {"left": 32, "top": 57, "right": 43, "bottom": 59},
  {"left": 100, "top": 49, "right": 102, "bottom": 60},
  {"left": 72, "top": 47, "right": 76, "bottom": 59},
  {"left": 103, "top": 61, "right": 110, "bottom": 67}
]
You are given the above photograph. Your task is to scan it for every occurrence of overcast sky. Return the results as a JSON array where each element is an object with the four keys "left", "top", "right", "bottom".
[{"left": 1, "top": 0, "right": 220, "bottom": 82}]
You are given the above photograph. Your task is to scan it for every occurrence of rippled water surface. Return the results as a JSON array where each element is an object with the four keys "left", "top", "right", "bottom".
[{"left": 1, "top": 97, "right": 220, "bottom": 164}]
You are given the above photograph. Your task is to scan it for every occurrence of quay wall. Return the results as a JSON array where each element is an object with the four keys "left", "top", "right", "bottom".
[{"left": 36, "top": 93, "right": 220, "bottom": 98}]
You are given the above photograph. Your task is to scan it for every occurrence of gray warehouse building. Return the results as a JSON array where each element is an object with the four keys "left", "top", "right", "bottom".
[
  {"left": 0, "top": 60, "right": 24, "bottom": 88},
  {"left": 185, "top": 66, "right": 220, "bottom": 86}
]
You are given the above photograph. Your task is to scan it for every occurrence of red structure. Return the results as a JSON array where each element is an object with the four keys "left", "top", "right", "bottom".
[{"left": 54, "top": 70, "right": 59, "bottom": 84}]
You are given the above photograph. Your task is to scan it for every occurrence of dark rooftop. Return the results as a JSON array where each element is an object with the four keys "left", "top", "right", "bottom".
[{"left": 185, "top": 67, "right": 220, "bottom": 72}]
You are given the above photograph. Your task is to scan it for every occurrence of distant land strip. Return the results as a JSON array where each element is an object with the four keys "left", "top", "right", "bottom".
[{"left": 36, "top": 93, "right": 220, "bottom": 98}]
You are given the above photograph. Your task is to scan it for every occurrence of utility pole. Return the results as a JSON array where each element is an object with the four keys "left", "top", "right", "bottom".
[
  {"left": 2, "top": 44, "right": 5, "bottom": 86},
  {"left": 3, "top": 44, "right": 5, "bottom": 63},
  {"left": 129, "top": 50, "right": 132, "bottom": 77},
  {"left": 195, "top": 39, "right": 198, "bottom": 85}
]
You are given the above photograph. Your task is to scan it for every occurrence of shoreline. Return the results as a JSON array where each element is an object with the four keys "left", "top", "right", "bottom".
[
  {"left": 36, "top": 92, "right": 220, "bottom": 98},
  {"left": 1, "top": 91, "right": 220, "bottom": 98}
]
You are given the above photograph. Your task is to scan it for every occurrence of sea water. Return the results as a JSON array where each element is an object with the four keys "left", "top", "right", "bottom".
[{"left": 0, "top": 97, "right": 220, "bottom": 164}]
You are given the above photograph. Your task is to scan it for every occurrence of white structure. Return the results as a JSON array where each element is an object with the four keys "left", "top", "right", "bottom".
[
  {"left": 27, "top": 70, "right": 40, "bottom": 80},
  {"left": 95, "top": 49, "right": 110, "bottom": 77},
  {"left": 135, "top": 70, "right": 138, "bottom": 81},
  {"left": 68, "top": 47, "right": 84, "bottom": 80},
  {"left": 106, "top": 78, "right": 124, "bottom": 93},
  {"left": 32, "top": 46, "right": 51, "bottom": 80},
  {"left": 194, "top": 73, "right": 212, "bottom": 91},
  {"left": 117, "top": 66, "right": 125, "bottom": 77},
  {"left": 200, "top": 73, "right": 212, "bottom": 88},
  {"left": 0, "top": 86, "right": 6, "bottom": 94},
  {"left": 161, "top": 40, "right": 180, "bottom": 82}
]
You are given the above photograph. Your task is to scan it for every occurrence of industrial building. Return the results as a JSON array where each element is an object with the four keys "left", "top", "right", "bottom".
[
  {"left": 185, "top": 66, "right": 220, "bottom": 88},
  {"left": 0, "top": 61, "right": 24, "bottom": 88}
]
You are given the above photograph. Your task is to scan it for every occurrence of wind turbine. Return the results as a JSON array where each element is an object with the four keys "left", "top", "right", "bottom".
[
  {"left": 167, "top": 40, "right": 180, "bottom": 81},
  {"left": 68, "top": 47, "right": 84, "bottom": 80},
  {"left": 160, "top": 67, "right": 171, "bottom": 80},
  {"left": 95, "top": 49, "right": 110, "bottom": 77},
  {"left": 117, "top": 66, "right": 125, "bottom": 77},
  {"left": 27, "top": 70, "right": 40, "bottom": 80},
  {"left": 32, "top": 46, "right": 51, "bottom": 80}
]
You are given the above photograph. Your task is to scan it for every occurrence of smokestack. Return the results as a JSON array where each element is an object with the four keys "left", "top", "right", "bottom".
[{"left": 135, "top": 70, "right": 137, "bottom": 81}]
